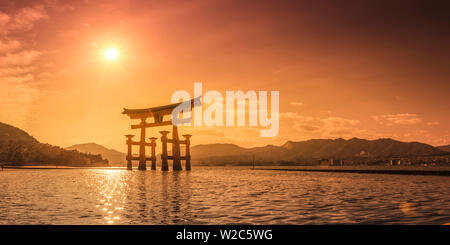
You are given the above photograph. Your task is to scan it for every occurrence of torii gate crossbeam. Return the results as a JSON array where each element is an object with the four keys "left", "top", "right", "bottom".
[{"left": 122, "top": 98, "right": 199, "bottom": 171}]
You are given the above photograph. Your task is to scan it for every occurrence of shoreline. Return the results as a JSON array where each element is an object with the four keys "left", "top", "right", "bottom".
[
  {"left": 1, "top": 166, "right": 125, "bottom": 170},
  {"left": 254, "top": 167, "right": 450, "bottom": 176},
  {"left": 2, "top": 165, "right": 450, "bottom": 176}
]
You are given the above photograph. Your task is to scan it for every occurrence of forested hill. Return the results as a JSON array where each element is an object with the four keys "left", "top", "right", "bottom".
[
  {"left": 438, "top": 145, "right": 450, "bottom": 152},
  {"left": 0, "top": 122, "right": 109, "bottom": 167},
  {"left": 66, "top": 143, "right": 126, "bottom": 166},
  {"left": 0, "top": 122, "right": 37, "bottom": 142}
]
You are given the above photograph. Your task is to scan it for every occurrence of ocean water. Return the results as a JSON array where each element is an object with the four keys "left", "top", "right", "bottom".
[{"left": 0, "top": 166, "right": 449, "bottom": 224}]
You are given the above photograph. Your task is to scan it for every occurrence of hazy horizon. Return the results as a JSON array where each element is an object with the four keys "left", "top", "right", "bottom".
[{"left": 62, "top": 136, "right": 448, "bottom": 151}]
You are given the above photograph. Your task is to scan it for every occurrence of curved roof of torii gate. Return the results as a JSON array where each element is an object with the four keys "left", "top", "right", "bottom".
[{"left": 122, "top": 97, "right": 201, "bottom": 119}]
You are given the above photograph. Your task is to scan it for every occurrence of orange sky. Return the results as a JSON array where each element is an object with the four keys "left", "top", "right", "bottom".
[{"left": 1, "top": 0, "right": 449, "bottom": 152}]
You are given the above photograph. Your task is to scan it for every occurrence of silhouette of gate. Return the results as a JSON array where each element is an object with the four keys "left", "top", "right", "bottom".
[{"left": 122, "top": 98, "right": 198, "bottom": 171}]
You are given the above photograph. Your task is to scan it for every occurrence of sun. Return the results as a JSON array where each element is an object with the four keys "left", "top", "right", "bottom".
[{"left": 104, "top": 48, "right": 118, "bottom": 61}]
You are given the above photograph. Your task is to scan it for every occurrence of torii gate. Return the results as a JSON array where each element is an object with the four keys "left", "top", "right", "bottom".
[{"left": 122, "top": 98, "right": 198, "bottom": 171}]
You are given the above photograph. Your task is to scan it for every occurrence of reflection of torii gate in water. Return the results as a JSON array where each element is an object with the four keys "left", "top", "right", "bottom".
[{"left": 122, "top": 98, "right": 199, "bottom": 171}]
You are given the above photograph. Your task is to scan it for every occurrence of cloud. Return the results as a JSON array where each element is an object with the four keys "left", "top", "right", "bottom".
[
  {"left": 0, "top": 66, "right": 36, "bottom": 76},
  {"left": 0, "top": 5, "right": 48, "bottom": 130},
  {"left": 373, "top": 113, "right": 422, "bottom": 125},
  {"left": 0, "top": 39, "right": 22, "bottom": 54},
  {"left": 280, "top": 112, "right": 361, "bottom": 138},
  {"left": 0, "top": 50, "right": 42, "bottom": 67},
  {"left": 0, "top": 74, "right": 34, "bottom": 83},
  {"left": 37, "top": 72, "right": 52, "bottom": 78},
  {"left": 290, "top": 101, "right": 303, "bottom": 106},
  {"left": 1, "top": 5, "right": 48, "bottom": 33},
  {"left": 402, "top": 129, "right": 450, "bottom": 146},
  {"left": 0, "top": 12, "right": 11, "bottom": 28},
  {"left": 427, "top": 121, "right": 440, "bottom": 126}
]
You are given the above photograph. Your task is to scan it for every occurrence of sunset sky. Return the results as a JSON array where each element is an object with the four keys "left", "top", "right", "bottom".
[{"left": 1, "top": 0, "right": 449, "bottom": 152}]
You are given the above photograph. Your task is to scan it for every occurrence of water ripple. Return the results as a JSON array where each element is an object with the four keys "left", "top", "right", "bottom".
[{"left": 0, "top": 167, "right": 449, "bottom": 224}]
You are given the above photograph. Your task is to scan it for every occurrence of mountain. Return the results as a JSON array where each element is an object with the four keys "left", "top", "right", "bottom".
[
  {"left": 66, "top": 143, "right": 126, "bottom": 166},
  {"left": 191, "top": 143, "right": 254, "bottom": 164},
  {"left": 438, "top": 145, "right": 450, "bottom": 152},
  {"left": 191, "top": 138, "right": 447, "bottom": 165},
  {"left": 0, "top": 122, "right": 37, "bottom": 142},
  {"left": 278, "top": 138, "right": 445, "bottom": 159},
  {"left": 0, "top": 122, "right": 108, "bottom": 167},
  {"left": 192, "top": 144, "right": 249, "bottom": 157}
]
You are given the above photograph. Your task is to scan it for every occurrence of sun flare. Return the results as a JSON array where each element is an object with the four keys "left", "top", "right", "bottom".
[{"left": 104, "top": 48, "right": 118, "bottom": 61}]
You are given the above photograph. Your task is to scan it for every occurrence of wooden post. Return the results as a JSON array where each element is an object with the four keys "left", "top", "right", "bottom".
[
  {"left": 149, "top": 137, "right": 157, "bottom": 170},
  {"left": 172, "top": 125, "right": 182, "bottom": 171},
  {"left": 125, "top": 134, "right": 134, "bottom": 170},
  {"left": 160, "top": 131, "right": 169, "bottom": 171},
  {"left": 183, "top": 134, "right": 192, "bottom": 171},
  {"left": 123, "top": 98, "right": 201, "bottom": 172},
  {"left": 138, "top": 118, "right": 147, "bottom": 170}
]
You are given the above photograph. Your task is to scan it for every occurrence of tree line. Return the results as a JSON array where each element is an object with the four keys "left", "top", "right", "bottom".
[{"left": 0, "top": 140, "right": 109, "bottom": 167}]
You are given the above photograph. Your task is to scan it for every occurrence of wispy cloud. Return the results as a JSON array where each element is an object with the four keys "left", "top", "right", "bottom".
[
  {"left": 0, "top": 50, "right": 42, "bottom": 67},
  {"left": 373, "top": 113, "right": 422, "bottom": 126},
  {"left": 0, "top": 4, "right": 50, "bottom": 130},
  {"left": 1, "top": 74, "right": 34, "bottom": 83},
  {"left": 280, "top": 112, "right": 361, "bottom": 138},
  {"left": 0, "top": 39, "right": 22, "bottom": 54},
  {"left": 0, "top": 66, "right": 36, "bottom": 76},
  {"left": 0, "top": 5, "right": 48, "bottom": 34},
  {"left": 0, "top": 12, "right": 11, "bottom": 29},
  {"left": 427, "top": 121, "right": 440, "bottom": 126},
  {"left": 290, "top": 101, "right": 303, "bottom": 106}
]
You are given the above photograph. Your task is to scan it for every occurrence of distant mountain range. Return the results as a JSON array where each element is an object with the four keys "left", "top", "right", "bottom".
[
  {"left": 190, "top": 138, "right": 448, "bottom": 164},
  {"left": 438, "top": 145, "right": 450, "bottom": 152},
  {"left": 2, "top": 121, "right": 448, "bottom": 167},
  {"left": 0, "top": 122, "right": 108, "bottom": 166},
  {"left": 66, "top": 143, "right": 126, "bottom": 166},
  {"left": 66, "top": 138, "right": 448, "bottom": 166}
]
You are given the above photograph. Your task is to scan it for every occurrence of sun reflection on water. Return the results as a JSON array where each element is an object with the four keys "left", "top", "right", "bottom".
[{"left": 89, "top": 170, "right": 130, "bottom": 224}]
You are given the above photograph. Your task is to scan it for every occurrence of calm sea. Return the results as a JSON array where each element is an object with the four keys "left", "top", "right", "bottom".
[{"left": 0, "top": 166, "right": 449, "bottom": 224}]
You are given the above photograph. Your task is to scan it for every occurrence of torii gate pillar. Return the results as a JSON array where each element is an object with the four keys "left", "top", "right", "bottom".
[
  {"left": 160, "top": 130, "right": 169, "bottom": 171},
  {"left": 183, "top": 134, "right": 192, "bottom": 171},
  {"left": 138, "top": 118, "right": 147, "bottom": 171},
  {"left": 125, "top": 134, "right": 134, "bottom": 170},
  {"left": 172, "top": 125, "right": 182, "bottom": 171},
  {"left": 149, "top": 137, "right": 157, "bottom": 170}
]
